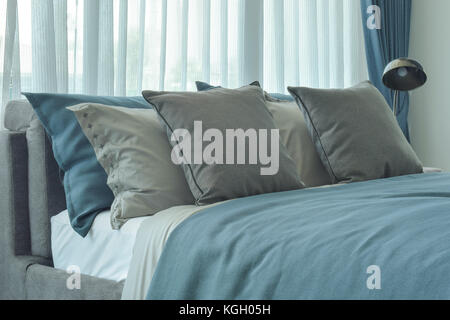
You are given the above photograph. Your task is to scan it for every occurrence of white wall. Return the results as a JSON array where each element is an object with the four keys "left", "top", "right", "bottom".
[{"left": 409, "top": 0, "right": 450, "bottom": 171}]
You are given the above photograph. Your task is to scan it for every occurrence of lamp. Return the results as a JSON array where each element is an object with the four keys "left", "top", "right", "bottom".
[{"left": 382, "top": 58, "right": 427, "bottom": 116}]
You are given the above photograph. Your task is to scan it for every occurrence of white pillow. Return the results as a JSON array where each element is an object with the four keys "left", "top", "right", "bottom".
[
  {"left": 265, "top": 96, "right": 332, "bottom": 187},
  {"left": 69, "top": 103, "right": 195, "bottom": 229}
]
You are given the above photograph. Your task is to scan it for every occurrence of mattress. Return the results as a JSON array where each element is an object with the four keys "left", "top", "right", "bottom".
[{"left": 51, "top": 210, "right": 149, "bottom": 282}]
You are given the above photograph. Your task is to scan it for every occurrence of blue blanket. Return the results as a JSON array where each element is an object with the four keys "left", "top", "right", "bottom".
[{"left": 147, "top": 173, "right": 450, "bottom": 300}]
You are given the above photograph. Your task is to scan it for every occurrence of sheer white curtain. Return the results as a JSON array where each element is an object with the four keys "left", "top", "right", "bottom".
[
  {"left": 0, "top": 0, "right": 368, "bottom": 115},
  {"left": 263, "top": 0, "right": 368, "bottom": 92}
]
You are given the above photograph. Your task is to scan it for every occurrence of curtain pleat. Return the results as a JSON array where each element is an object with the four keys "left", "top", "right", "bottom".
[
  {"left": 31, "top": 0, "right": 58, "bottom": 93},
  {"left": 83, "top": 0, "right": 99, "bottom": 95},
  {"left": 98, "top": 0, "right": 114, "bottom": 96},
  {"left": 273, "top": 0, "right": 284, "bottom": 93},
  {"left": 71, "top": 0, "right": 80, "bottom": 93},
  {"left": 299, "top": 0, "right": 319, "bottom": 87},
  {"left": 236, "top": 0, "right": 245, "bottom": 86},
  {"left": 53, "top": 0, "right": 68, "bottom": 93},
  {"left": 243, "top": 0, "right": 263, "bottom": 85},
  {"left": 317, "top": 0, "right": 330, "bottom": 88},
  {"left": 218, "top": 0, "right": 228, "bottom": 87},
  {"left": 202, "top": 0, "right": 211, "bottom": 83},
  {"left": 0, "top": 1, "right": 5, "bottom": 111},
  {"left": 159, "top": 0, "right": 168, "bottom": 91},
  {"left": 284, "top": 0, "right": 300, "bottom": 87},
  {"left": 344, "top": 0, "right": 367, "bottom": 87},
  {"left": 115, "top": 0, "right": 128, "bottom": 96},
  {"left": 180, "top": 0, "right": 189, "bottom": 91},
  {"left": 329, "top": 0, "right": 344, "bottom": 88},
  {"left": 1, "top": 0, "right": 20, "bottom": 116},
  {"left": 137, "top": 0, "right": 146, "bottom": 93},
  {"left": 10, "top": 17, "right": 21, "bottom": 101}
]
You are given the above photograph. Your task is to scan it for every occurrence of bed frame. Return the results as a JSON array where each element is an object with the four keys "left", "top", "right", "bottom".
[{"left": 0, "top": 100, "right": 124, "bottom": 300}]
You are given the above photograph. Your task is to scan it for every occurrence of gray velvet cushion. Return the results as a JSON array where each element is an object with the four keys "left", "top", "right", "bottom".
[
  {"left": 196, "top": 82, "right": 332, "bottom": 187},
  {"left": 69, "top": 104, "right": 195, "bottom": 229},
  {"left": 265, "top": 95, "right": 332, "bottom": 187},
  {"left": 288, "top": 81, "right": 423, "bottom": 184},
  {"left": 142, "top": 85, "right": 304, "bottom": 205}
]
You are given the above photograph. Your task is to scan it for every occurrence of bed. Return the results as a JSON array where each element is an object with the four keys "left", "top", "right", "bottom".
[
  {"left": 48, "top": 172, "right": 450, "bottom": 300},
  {"left": 51, "top": 209, "right": 145, "bottom": 282},
  {"left": 118, "top": 172, "right": 450, "bottom": 300},
  {"left": 2, "top": 82, "right": 448, "bottom": 300}
]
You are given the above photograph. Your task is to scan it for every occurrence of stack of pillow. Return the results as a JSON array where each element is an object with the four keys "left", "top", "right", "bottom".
[{"left": 24, "top": 81, "right": 423, "bottom": 237}]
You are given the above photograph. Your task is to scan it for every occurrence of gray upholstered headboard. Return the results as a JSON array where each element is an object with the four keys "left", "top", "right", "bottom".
[{"left": 2, "top": 100, "right": 66, "bottom": 259}]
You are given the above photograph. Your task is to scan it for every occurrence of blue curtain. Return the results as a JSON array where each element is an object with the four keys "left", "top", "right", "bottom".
[{"left": 360, "top": 0, "right": 412, "bottom": 141}]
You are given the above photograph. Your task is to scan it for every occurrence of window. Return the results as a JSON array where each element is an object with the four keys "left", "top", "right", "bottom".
[{"left": 0, "top": 0, "right": 367, "bottom": 110}]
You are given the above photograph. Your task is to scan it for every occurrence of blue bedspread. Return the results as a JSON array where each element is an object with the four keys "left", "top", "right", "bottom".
[{"left": 147, "top": 173, "right": 450, "bottom": 300}]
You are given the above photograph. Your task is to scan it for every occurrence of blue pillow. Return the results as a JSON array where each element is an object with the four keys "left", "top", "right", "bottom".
[
  {"left": 23, "top": 93, "right": 151, "bottom": 237},
  {"left": 195, "top": 81, "right": 294, "bottom": 102},
  {"left": 269, "top": 92, "right": 295, "bottom": 102}
]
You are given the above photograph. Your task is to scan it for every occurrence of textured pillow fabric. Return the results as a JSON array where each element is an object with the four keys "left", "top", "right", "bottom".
[
  {"left": 69, "top": 104, "right": 195, "bottom": 229},
  {"left": 195, "top": 81, "right": 294, "bottom": 102},
  {"left": 142, "top": 85, "right": 304, "bottom": 205},
  {"left": 264, "top": 96, "right": 332, "bottom": 187},
  {"left": 196, "top": 81, "right": 332, "bottom": 187},
  {"left": 23, "top": 93, "right": 151, "bottom": 237},
  {"left": 288, "top": 81, "right": 423, "bottom": 184}
]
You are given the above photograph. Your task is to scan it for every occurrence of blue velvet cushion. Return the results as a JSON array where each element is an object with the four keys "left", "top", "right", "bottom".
[
  {"left": 23, "top": 93, "right": 151, "bottom": 237},
  {"left": 195, "top": 81, "right": 294, "bottom": 101}
]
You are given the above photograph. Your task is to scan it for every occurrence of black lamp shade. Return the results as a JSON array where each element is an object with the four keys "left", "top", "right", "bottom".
[{"left": 382, "top": 58, "right": 427, "bottom": 91}]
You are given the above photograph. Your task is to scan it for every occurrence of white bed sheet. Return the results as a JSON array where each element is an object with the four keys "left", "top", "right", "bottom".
[
  {"left": 51, "top": 210, "right": 149, "bottom": 282},
  {"left": 121, "top": 203, "right": 223, "bottom": 299},
  {"left": 51, "top": 204, "right": 214, "bottom": 285}
]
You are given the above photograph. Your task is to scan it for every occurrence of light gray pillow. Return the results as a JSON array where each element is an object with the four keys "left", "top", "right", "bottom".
[
  {"left": 264, "top": 95, "right": 332, "bottom": 187},
  {"left": 69, "top": 103, "right": 195, "bottom": 229},
  {"left": 142, "top": 85, "right": 304, "bottom": 205},
  {"left": 288, "top": 81, "right": 423, "bottom": 184}
]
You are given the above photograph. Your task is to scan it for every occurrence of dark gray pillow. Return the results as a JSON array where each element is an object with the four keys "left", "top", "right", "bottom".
[
  {"left": 288, "top": 81, "right": 423, "bottom": 184},
  {"left": 142, "top": 85, "right": 304, "bottom": 205}
]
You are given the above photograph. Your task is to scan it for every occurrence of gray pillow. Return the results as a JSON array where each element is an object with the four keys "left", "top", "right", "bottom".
[
  {"left": 142, "top": 85, "right": 304, "bottom": 205},
  {"left": 264, "top": 94, "right": 332, "bottom": 187},
  {"left": 288, "top": 81, "right": 423, "bottom": 184},
  {"left": 69, "top": 103, "right": 195, "bottom": 229}
]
